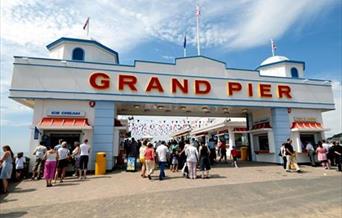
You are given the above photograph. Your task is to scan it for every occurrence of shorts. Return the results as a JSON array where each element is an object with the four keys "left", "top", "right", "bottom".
[
  {"left": 57, "top": 159, "right": 69, "bottom": 169},
  {"left": 200, "top": 157, "right": 211, "bottom": 171},
  {"left": 172, "top": 159, "right": 178, "bottom": 165},
  {"left": 233, "top": 157, "right": 238, "bottom": 161},
  {"left": 139, "top": 157, "right": 145, "bottom": 164},
  {"left": 79, "top": 155, "right": 89, "bottom": 170}
]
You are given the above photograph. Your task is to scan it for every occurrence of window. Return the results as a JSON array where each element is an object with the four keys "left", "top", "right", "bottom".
[
  {"left": 291, "top": 67, "right": 299, "bottom": 78},
  {"left": 72, "top": 48, "right": 84, "bottom": 61},
  {"left": 258, "top": 135, "right": 269, "bottom": 151}
]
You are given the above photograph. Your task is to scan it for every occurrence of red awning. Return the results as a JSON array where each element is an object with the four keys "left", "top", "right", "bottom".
[
  {"left": 218, "top": 130, "right": 228, "bottom": 134},
  {"left": 38, "top": 117, "right": 92, "bottom": 129},
  {"left": 291, "top": 121, "right": 323, "bottom": 129},
  {"left": 252, "top": 122, "right": 272, "bottom": 130},
  {"left": 234, "top": 127, "right": 248, "bottom": 132}
]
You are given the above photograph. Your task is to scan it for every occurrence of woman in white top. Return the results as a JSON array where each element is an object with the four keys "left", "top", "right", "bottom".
[
  {"left": 185, "top": 142, "right": 199, "bottom": 179},
  {"left": 55, "top": 141, "right": 70, "bottom": 183},
  {"left": 139, "top": 140, "right": 148, "bottom": 178},
  {"left": 79, "top": 139, "right": 90, "bottom": 180},
  {"left": 44, "top": 146, "right": 58, "bottom": 187}
]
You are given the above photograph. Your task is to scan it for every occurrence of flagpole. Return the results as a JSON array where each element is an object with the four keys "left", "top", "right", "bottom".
[
  {"left": 87, "top": 18, "right": 90, "bottom": 38},
  {"left": 196, "top": 3, "right": 201, "bottom": 56},
  {"left": 271, "top": 39, "right": 275, "bottom": 56},
  {"left": 183, "top": 35, "right": 187, "bottom": 57}
]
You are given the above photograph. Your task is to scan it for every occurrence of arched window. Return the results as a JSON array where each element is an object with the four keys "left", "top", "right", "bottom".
[
  {"left": 291, "top": 67, "right": 299, "bottom": 78},
  {"left": 72, "top": 48, "right": 84, "bottom": 61}
]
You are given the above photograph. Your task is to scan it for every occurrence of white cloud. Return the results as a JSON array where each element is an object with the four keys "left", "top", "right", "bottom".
[{"left": 322, "top": 81, "right": 342, "bottom": 137}]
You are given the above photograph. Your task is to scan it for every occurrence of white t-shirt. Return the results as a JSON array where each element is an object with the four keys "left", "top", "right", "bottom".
[
  {"left": 15, "top": 157, "right": 25, "bottom": 169},
  {"left": 58, "top": 148, "right": 70, "bottom": 160},
  {"left": 322, "top": 143, "right": 330, "bottom": 152},
  {"left": 156, "top": 144, "right": 169, "bottom": 162},
  {"left": 185, "top": 145, "right": 199, "bottom": 162},
  {"left": 34, "top": 145, "right": 47, "bottom": 159},
  {"left": 306, "top": 143, "right": 314, "bottom": 151},
  {"left": 139, "top": 146, "right": 147, "bottom": 159},
  {"left": 80, "top": 143, "right": 90, "bottom": 156}
]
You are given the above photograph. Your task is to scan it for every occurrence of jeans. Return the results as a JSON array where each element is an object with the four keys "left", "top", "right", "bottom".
[
  {"left": 187, "top": 161, "right": 197, "bottom": 179},
  {"left": 308, "top": 150, "right": 315, "bottom": 166},
  {"left": 159, "top": 162, "right": 166, "bottom": 179},
  {"left": 282, "top": 156, "right": 287, "bottom": 169}
]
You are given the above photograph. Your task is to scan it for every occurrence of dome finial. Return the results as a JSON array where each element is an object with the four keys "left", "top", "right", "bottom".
[{"left": 271, "top": 39, "right": 277, "bottom": 57}]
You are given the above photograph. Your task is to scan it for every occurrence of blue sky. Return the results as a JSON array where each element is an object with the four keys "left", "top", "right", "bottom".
[{"left": 0, "top": 0, "right": 341, "bottom": 154}]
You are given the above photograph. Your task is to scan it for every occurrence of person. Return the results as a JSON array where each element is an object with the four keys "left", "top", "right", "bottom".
[
  {"left": 32, "top": 141, "right": 47, "bottom": 180},
  {"left": 156, "top": 141, "right": 169, "bottom": 180},
  {"left": 208, "top": 138, "right": 216, "bottom": 165},
  {"left": 316, "top": 141, "right": 329, "bottom": 169},
  {"left": 279, "top": 143, "right": 287, "bottom": 169},
  {"left": 55, "top": 141, "right": 70, "bottom": 183},
  {"left": 185, "top": 141, "right": 199, "bottom": 179},
  {"left": 230, "top": 146, "right": 239, "bottom": 168},
  {"left": 180, "top": 139, "right": 191, "bottom": 177},
  {"left": 218, "top": 139, "right": 227, "bottom": 163},
  {"left": 285, "top": 139, "right": 301, "bottom": 173},
  {"left": 72, "top": 142, "right": 81, "bottom": 178},
  {"left": 130, "top": 138, "right": 138, "bottom": 158},
  {"left": 199, "top": 143, "right": 210, "bottom": 178},
  {"left": 79, "top": 139, "right": 90, "bottom": 180},
  {"left": 305, "top": 141, "right": 316, "bottom": 167},
  {"left": 15, "top": 152, "right": 25, "bottom": 181},
  {"left": 0, "top": 145, "right": 14, "bottom": 193},
  {"left": 43, "top": 146, "right": 58, "bottom": 187},
  {"left": 139, "top": 140, "right": 147, "bottom": 178},
  {"left": 334, "top": 141, "right": 342, "bottom": 172},
  {"left": 170, "top": 149, "right": 179, "bottom": 172},
  {"left": 54, "top": 139, "right": 63, "bottom": 150},
  {"left": 327, "top": 141, "right": 336, "bottom": 166},
  {"left": 144, "top": 142, "right": 155, "bottom": 180}
]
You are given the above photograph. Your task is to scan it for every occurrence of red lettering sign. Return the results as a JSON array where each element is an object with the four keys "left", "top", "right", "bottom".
[
  {"left": 146, "top": 77, "right": 164, "bottom": 92},
  {"left": 278, "top": 85, "right": 292, "bottom": 99},
  {"left": 118, "top": 75, "right": 137, "bottom": 91},
  {"left": 259, "top": 84, "right": 272, "bottom": 98},
  {"left": 248, "top": 83, "right": 253, "bottom": 97},
  {"left": 227, "top": 82, "right": 242, "bottom": 96},
  {"left": 171, "top": 78, "right": 188, "bottom": 94},
  {"left": 89, "top": 72, "right": 110, "bottom": 89},
  {"left": 195, "top": 80, "right": 211, "bottom": 94}
]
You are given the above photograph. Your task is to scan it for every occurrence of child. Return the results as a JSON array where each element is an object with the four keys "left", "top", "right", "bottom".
[
  {"left": 230, "top": 147, "right": 239, "bottom": 168},
  {"left": 15, "top": 152, "right": 26, "bottom": 181},
  {"left": 170, "top": 149, "right": 179, "bottom": 172}
]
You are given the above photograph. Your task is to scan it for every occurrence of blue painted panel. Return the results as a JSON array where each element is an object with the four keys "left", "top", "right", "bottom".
[
  {"left": 94, "top": 127, "right": 114, "bottom": 135},
  {"left": 271, "top": 108, "right": 290, "bottom": 163},
  {"left": 92, "top": 101, "right": 116, "bottom": 170},
  {"left": 94, "top": 118, "right": 114, "bottom": 126}
]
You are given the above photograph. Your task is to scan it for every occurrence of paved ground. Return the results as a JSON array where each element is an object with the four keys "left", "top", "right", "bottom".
[{"left": 0, "top": 162, "right": 341, "bottom": 218}]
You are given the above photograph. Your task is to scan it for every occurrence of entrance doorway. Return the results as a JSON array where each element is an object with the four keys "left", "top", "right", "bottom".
[{"left": 43, "top": 131, "right": 81, "bottom": 150}]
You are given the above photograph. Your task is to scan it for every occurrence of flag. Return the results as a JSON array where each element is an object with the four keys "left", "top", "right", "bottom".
[
  {"left": 183, "top": 35, "right": 187, "bottom": 48},
  {"left": 196, "top": 5, "right": 200, "bottom": 16},
  {"left": 83, "top": 17, "right": 89, "bottom": 30}
]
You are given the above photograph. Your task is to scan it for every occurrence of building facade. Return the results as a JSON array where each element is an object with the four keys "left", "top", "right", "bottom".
[{"left": 9, "top": 37, "right": 335, "bottom": 169}]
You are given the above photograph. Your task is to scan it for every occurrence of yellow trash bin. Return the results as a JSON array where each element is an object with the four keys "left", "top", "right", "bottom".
[
  {"left": 95, "top": 152, "right": 106, "bottom": 175},
  {"left": 240, "top": 147, "right": 248, "bottom": 161}
]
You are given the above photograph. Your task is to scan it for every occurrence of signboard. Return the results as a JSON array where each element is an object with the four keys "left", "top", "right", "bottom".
[
  {"left": 47, "top": 110, "right": 85, "bottom": 117},
  {"left": 126, "top": 157, "right": 136, "bottom": 172},
  {"left": 293, "top": 117, "right": 317, "bottom": 122}
]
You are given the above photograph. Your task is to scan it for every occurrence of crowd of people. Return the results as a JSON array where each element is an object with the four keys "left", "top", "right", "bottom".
[
  {"left": 279, "top": 139, "right": 342, "bottom": 172},
  {"left": 124, "top": 137, "right": 240, "bottom": 181}
]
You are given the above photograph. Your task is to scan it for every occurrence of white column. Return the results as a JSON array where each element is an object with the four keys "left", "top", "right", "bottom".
[{"left": 268, "top": 130, "right": 276, "bottom": 153}]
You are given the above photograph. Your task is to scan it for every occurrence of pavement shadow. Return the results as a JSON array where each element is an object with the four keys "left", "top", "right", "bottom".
[
  {"left": 12, "top": 188, "right": 36, "bottom": 193},
  {"left": 208, "top": 174, "right": 226, "bottom": 179},
  {"left": 53, "top": 183, "right": 80, "bottom": 187},
  {"left": 87, "top": 175, "right": 112, "bottom": 179},
  {"left": 0, "top": 198, "right": 18, "bottom": 203},
  {"left": 0, "top": 211, "right": 28, "bottom": 218}
]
